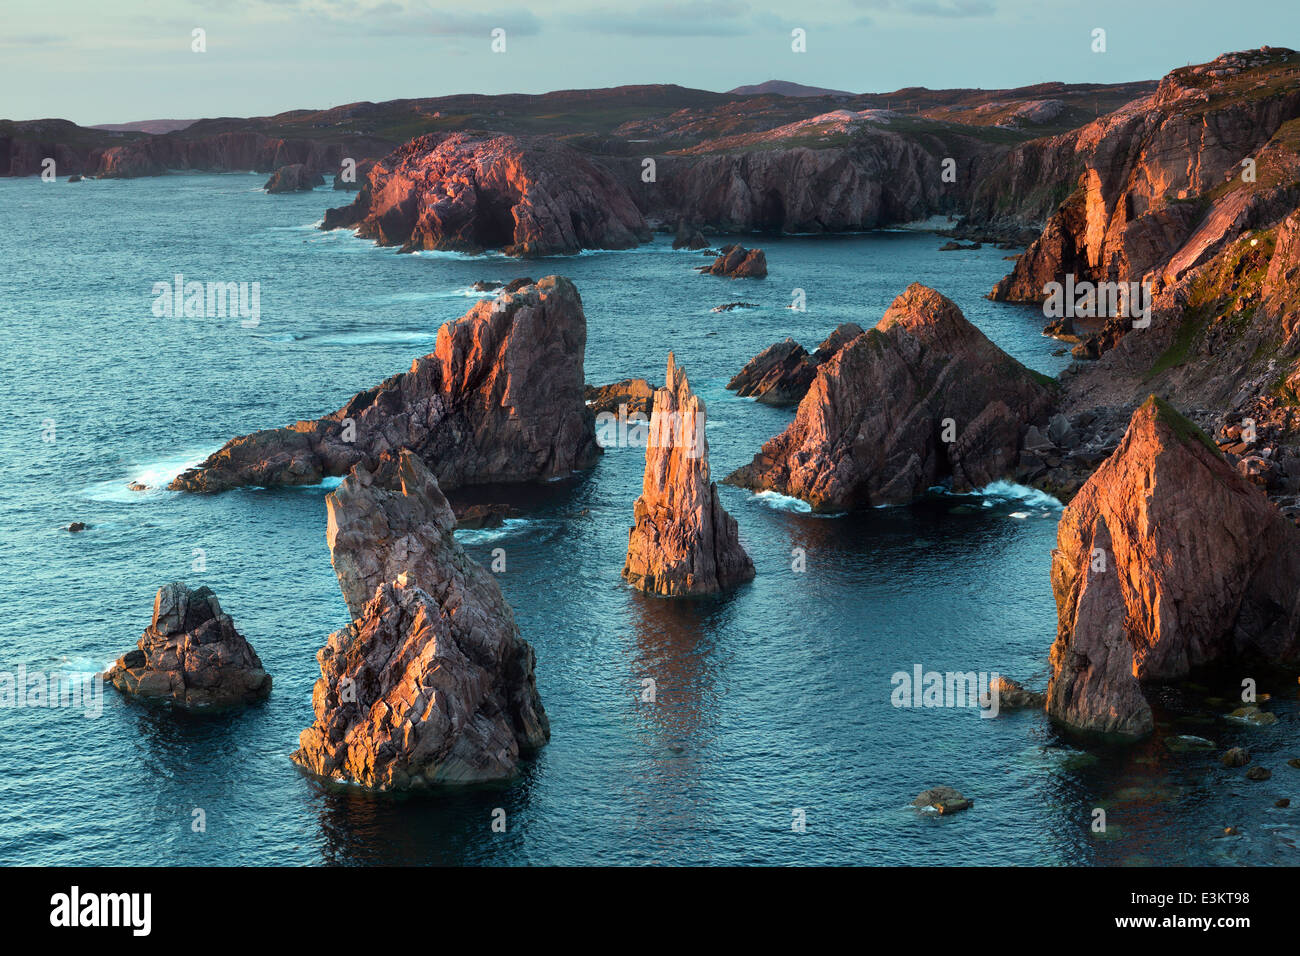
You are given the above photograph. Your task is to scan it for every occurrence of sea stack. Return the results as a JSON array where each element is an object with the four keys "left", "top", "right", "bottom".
[
  {"left": 622, "top": 354, "right": 755, "bottom": 596},
  {"left": 170, "top": 275, "right": 600, "bottom": 493},
  {"left": 105, "top": 583, "right": 271, "bottom": 710},
  {"left": 1047, "top": 396, "right": 1300, "bottom": 738},
  {"left": 727, "top": 283, "right": 1056, "bottom": 510},
  {"left": 293, "top": 450, "right": 549, "bottom": 789}
]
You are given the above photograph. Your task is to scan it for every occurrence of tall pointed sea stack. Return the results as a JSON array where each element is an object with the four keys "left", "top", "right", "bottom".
[
  {"left": 622, "top": 354, "right": 754, "bottom": 596},
  {"left": 1048, "top": 396, "right": 1300, "bottom": 739},
  {"left": 293, "top": 450, "right": 549, "bottom": 789}
]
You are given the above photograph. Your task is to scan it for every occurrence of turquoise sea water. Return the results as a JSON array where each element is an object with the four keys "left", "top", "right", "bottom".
[{"left": 0, "top": 173, "right": 1295, "bottom": 866}]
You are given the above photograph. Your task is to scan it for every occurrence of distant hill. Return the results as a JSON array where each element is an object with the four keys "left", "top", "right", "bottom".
[
  {"left": 91, "top": 119, "right": 198, "bottom": 134},
  {"left": 727, "top": 81, "right": 855, "bottom": 98}
]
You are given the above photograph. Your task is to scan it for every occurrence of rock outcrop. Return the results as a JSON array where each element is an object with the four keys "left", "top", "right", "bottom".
[
  {"left": 727, "top": 323, "right": 864, "bottom": 405},
  {"left": 105, "top": 583, "right": 271, "bottom": 710},
  {"left": 727, "top": 284, "right": 1056, "bottom": 510},
  {"left": 264, "top": 163, "right": 324, "bottom": 193},
  {"left": 321, "top": 132, "right": 650, "bottom": 256},
  {"left": 293, "top": 450, "right": 549, "bottom": 788},
  {"left": 1047, "top": 396, "right": 1300, "bottom": 738},
  {"left": 333, "top": 158, "right": 376, "bottom": 191},
  {"left": 585, "top": 379, "right": 657, "bottom": 416},
  {"left": 698, "top": 244, "right": 767, "bottom": 278},
  {"left": 170, "top": 276, "right": 599, "bottom": 492},
  {"left": 623, "top": 354, "right": 754, "bottom": 596}
]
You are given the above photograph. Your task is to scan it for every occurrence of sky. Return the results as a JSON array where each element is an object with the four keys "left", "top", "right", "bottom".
[{"left": 2, "top": 0, "right": 1297, "bottom": 126}]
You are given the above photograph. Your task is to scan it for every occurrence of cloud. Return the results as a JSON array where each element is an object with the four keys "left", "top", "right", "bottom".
[
  {"left": 853, "top": 0, "right": 995, "bottom": 17},
  {"left": 571, "top": 0, "right": 756, "bottom": 37}
]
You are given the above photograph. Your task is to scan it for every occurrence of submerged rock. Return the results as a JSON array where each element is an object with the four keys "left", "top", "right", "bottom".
[
  {"left": 622, "top": 354, "right": 755, "bottom": 596},
  {"left": 320, "top": 131, "right": 649, "bottom": 256},
  {"left": 698, "top": 244, "right": 767, "bottom": 278},
  {"left": 726, "top": 323, "right": 864, "bottom": 406},
  {"left": 1165, "top": 735, "right": 1216, "bottom": 753},
  {"left": 106, "top": 583, "right": 271, "bottom": 710},
  {"left": 988, "top": 675, "right": 1046, "bottom": 710},
  {"left": 1221, "top": 747, "right": 1251, "bottom": 767},
  {"left": 293, "top": 450, "right": 549, "bottom": 789},
  {"left": 263, "top": 163, "right": 324, "bottom": 193},
  {"left": 1226, "top": 705, "right": 1279, "bottom": 727},
  {"left": 1048, "top": 396, "right": 1300, "bottom": 739},
  {"left": 1246, "top": 766, "right": 1273, "bottom": 781},
  {"left": 912, "top": 786, "right": 973, "bottom": 814},
  {"left": 170, "top": 276, "right": 599, "bottom": 493},
  {"left": 727, "top": 284, "right": 1055, "bottom": 510}
]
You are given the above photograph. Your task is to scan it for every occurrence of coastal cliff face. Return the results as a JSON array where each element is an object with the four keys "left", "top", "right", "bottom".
[
  {"left": 1047, "top": 397, "right": 1300, "bottom": 738},
  {"left": 94, "top": 131, "right": 383, "bottom": 178},
  {"left": 321, "top": 132, "right": 650, "bottom": 256},
  {"left": 293, "top": 451, "right": 548, "bottom": 789},
  {"left": 170, "top": 275, "right": 599, "bottom": 493},
  {"left": 106, "top": 583, "right": 271, "bottom": 710},
  {"left": 727, "top": 284, "right": 1056, "bottom": 510},
  {"left": 623, "top": 355, "right": 754, "bottom": 596},
  {"left": 991, "top": 48, "right": 1300, "bottom": 303}
]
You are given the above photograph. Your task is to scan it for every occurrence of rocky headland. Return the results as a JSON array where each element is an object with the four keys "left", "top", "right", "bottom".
[
  {"left": 169, "top": 276, "right": 599, "bottom": 493},
  {"left": 320, "top": 132, "right": 650, "bottom": 256},
  {"left": 623, "top": 354, "right": 755, "bottom": 596},
  {"left": 105, "top": 583, "right": 271, "bottom": 710},
  {"left": 293, "top": 450, "right": 549, "bottom": 788}
]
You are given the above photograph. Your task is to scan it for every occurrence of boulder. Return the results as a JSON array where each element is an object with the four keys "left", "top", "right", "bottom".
[
  {"left": 989, "top": 675, "right": 1045, "bottom": 710},
  {"left": 584, "top": 379, "right": 657, "bottom": 416},
  {"left": 320, "top": 132, "right": 649, "bottom": 256},
  {"left": 105, "top": 583, "right": 271, "bottom": 710},
  {"left": 293, "top": 450, "right": 549, "bottom": 789},
  {"left": 727, "top": 284, "right": 1056, "bottom": 510},
  {"left": 912, "top": 786, "right": 973, "bottom": 814},
  {"left": 263, "top": 163, "right": 325, "bottom": 193},
  {"left": 698, "top": 244, "right": 767, "bottom": 278},
  {"left": 1047, "top": 396, "right": 1300, "bottom": 739},
  {"left": 170, "top": 276, "right": 599, "bottom": 492},
  {"left": 622, "top": 354, "right": 755, "bottom": 596}
]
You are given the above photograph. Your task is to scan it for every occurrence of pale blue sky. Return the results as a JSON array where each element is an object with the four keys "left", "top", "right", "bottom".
[{"left": 2, "top": 0, "right": 1297, "bottom": 125}]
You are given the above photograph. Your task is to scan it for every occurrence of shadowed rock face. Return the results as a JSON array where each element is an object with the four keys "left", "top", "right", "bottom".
[
  {"left": 321, "top": 131, "right": 650, "bottom": 256},
  {"left": 293, "top": 450, "right": 549, "bottom": 789},
  {"left": 263, "top": 163, "right": 324, "bottom": 193},
  {"left": 623, "top": 354, "right": 755, "bottom": 596},
  {"left": 1048, "top": 397, "right": 1300, "bottom": 738},
  {"left": 727, "top": 323, "right": 865, "bottom": 406},
  {"left": 170, "top": 275, "right": 599, "bottom": 493},
  {"left": 106, "top": 583, "right": 271, "bottom": 710},
  {"left": 727, "top": 283, "right": 1056, "bottom": 510}
]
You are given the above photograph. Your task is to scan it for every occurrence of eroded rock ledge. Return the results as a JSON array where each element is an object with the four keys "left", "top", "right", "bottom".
[
  {"left": 321, "top": 131, "right": 650, "bottom": 256},
  {"left": 727, "top": 283, "right": 1057, "bottom": 510},
  {"left": 292, "top": 450, "right": 549, "bottom": 789},
  {"left": 1047, "top": 396, "right": 1300, "bottom": 739},
  {"left": 170, "top": 276, "right": 599, "bottom": 493},
  {"left": 623, "top": 354, "right": 754, "bottom": 596},
  {"left": 106, "top": 583, "right": 271, "bottom": 710}
]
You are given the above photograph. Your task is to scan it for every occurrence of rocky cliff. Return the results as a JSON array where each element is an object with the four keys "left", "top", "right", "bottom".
[
  {"left": 170, "top": 275, "right": 599, "bottom": 492},
  {"left": 727, "top": 284, "right": 1056, "bottom": 510},
  {"left": 1047, "top": 396, "right": 1300, "bottom": 738},
  {"left": 293, "top": 450, "right": 549, "bottom": 788},
  {"left": 623, "top": 354, "right": 754, "bottom": 595},
  {"left": 321, "top": 132, "right": 650, "bottom": 256},
  {"left": 106, "top": 583, "right": 271, "bottom": 710}
]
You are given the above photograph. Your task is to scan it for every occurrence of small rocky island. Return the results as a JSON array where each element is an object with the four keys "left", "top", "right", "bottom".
[
  {"left": 293, "top": 450, "right": 549, "bottom": 789},
  {"left": 105, "top": 583, "right": 271, "bottom": 710},
  {"left": 623, "top": 354, "right": 755, "bottom": 596}
]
